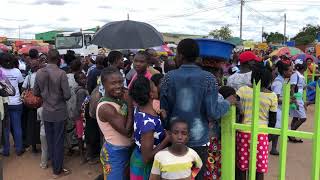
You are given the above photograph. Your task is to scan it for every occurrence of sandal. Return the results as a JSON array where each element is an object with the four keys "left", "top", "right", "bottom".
[
  {"left": 52, "top": 168, "right": 71, "bottom": 179},
  {"left": 288, "top": 137, "right": 303, "bottom": 143}
]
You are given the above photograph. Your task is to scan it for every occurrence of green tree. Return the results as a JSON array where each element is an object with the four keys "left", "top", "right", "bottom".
[
  {"left": 292, "top": 24, "right": 320, "bottom": 45},
  {"left": 209, "top": 25, "right": 232, "bottom": 40},
  {"left": 264, "top": 32, "right": 287, "bottom": 44}
]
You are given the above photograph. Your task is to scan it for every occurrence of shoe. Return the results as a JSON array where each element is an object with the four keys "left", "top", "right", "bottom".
[
  {"left": 288, "top": 137, "right": 303, "bottom": 143},
  {"left": 16, "top": 149, "right": 26, "bottom": 156},
  {"left": 32, "top": 148, "right": 39, "bottom": 154},
  {"left": 95, "top": 174, "right": 104, "bottom": 180},
  {"left": 88, "top": 157, "right": 99, "bottom": 165},
  {"left": 80, "top": 157, "right": 88, "bottom": 165},
  {"left": 270, "top": 150, "right": 279, "bottom": 156},
  {"left": 40, "top": 164, "right": 48, "bottom": 169},
  {"left": 52, "top": 168, "right": 71, "bottom": 179},
  {"left": 1, "top": 152, "right": 9, "bottom": 157}
]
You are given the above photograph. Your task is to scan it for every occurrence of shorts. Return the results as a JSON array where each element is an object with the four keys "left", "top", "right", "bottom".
[
  {"left": 75, "top": 118, "right": 84, "bottom": 139},
  {"left": 290, "top": 100, "right": 307, "bottom": 119},
  {"left": 236, "top": 132, "right": 269, "bottom": 173}
]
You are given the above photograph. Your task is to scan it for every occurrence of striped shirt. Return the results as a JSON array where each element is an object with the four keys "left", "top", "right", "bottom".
[
  {"left": 237, "top": 86, "right": 278, "bottom": 127},
  {"left": 151, "top": 147, "right": 202, "bottom": 180}
]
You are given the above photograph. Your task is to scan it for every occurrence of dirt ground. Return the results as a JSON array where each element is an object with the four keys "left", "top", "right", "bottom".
[{"left": 2, "top": 106, "right": 317, "bottom": 180}]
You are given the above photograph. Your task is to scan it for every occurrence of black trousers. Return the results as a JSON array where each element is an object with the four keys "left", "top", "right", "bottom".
[
  {"left": 44, "top": 121, "right": 65, "bottom": 175},
  {"left": 192, "top": 146, "right": 208, "bottom": 180}
]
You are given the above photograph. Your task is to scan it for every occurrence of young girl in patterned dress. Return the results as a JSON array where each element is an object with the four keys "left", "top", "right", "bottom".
[{"left": 129, "top": 76, "right": 170, "bottom": 180}]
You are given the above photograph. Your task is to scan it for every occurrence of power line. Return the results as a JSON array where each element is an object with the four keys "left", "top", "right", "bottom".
[
  {"left": 245, "top": 5, "right": 282, "bottom": 23},
  {"left": 147, "top": 2, "right": 240, "bottom": 22},
  {"left": 246, "top": 0, "right": 320, "bottom": 6}
]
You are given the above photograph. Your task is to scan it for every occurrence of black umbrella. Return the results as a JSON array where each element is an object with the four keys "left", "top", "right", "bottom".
[{"left": 92, "top": 20, "right": 164, "bottom": 49}]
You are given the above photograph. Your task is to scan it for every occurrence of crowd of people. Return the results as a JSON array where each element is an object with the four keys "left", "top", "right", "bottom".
[{"left": 0, "top": 38, "right": 319, "bottom": 180}]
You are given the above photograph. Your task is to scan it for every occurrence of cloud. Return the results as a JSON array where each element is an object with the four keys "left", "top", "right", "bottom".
[
  {"left": 2, "top": 0, "right": 320, "bottom": 41},
  {"left": 0, "top": 18, "right": 27, "bottom": 22},
  {"left": 57, "top": 17, "right": 69, "bottom": 21},
  {"left": 93, "top": 18, "right": 111, "bottom": 23},
  {"left": 0, "top": 26, "right": 18, "bottom": 31},
  {"left": 303, "top": 16, "right": 320, "bottom": 25},
  {"left": 20, "top": 24, "right": 35, "bottom": 29},
  {"left": 31, "top": 0, "right": 69, "bottom": 5},
  {"left": 97, "top": 5, "right": 112, "bottom": 9},
  {"left": 202, "top": 20, "right": 229, "bottom": 25}
]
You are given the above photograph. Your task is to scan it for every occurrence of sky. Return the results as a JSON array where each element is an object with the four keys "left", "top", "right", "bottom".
[{"left": 1, "top": 0, "right": 320, "bottom": 41}]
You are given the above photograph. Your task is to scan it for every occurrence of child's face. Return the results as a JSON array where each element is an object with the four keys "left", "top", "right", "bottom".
[{"left": 170, "top": 122, "right": 189, "bottom": 145}]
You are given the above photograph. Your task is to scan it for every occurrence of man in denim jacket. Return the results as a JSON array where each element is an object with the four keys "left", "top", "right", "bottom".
[{"left": 160, "top": 39, "right": 236, "bottom": 180}]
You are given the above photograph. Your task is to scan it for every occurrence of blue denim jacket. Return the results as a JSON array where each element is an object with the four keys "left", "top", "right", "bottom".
[{"left": 160, "top": 64, "right": 230, "bottom": 147}]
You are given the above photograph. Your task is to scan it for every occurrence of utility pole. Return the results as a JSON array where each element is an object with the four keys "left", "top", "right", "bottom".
[
  {"left": 240, "top": 0, "right": 244, "bottom": 40},
  {"left": 261, "top": 26, "right": 264, "bottom": 43},
  {"left": 127, "top": 13, "right": 130, "bottom": 20},
  {"left": 284, "top": 13, "right": 286, "bottom": 44}
]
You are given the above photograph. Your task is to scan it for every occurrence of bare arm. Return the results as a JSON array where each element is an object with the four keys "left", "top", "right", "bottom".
[
  {"left": 149, "top": 174, "right": 161, "bottom": 180},
  {"left": 141, "top": 131, "right": 169, "bottom": 164},
  {"left": 98, "top": 103, "right": 131, "bottom": 137}
]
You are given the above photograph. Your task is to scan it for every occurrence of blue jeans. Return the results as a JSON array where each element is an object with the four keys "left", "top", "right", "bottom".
[{"left": 3, "top": 104, "right": 23, "bottom": 155}]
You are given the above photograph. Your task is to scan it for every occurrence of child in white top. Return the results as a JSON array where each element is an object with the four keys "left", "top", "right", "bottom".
[
  {"left": 289, "top": 59, "right": 307, "bottom": 143},
  {"left": 150, "top": 120, "right": 202, "bottom": 180}
]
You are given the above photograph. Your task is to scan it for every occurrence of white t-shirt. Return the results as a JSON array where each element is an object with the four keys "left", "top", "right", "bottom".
[
  {"left": 22, "top": 72, "right": 37, "bottom": 89},
  {"left": 290, "top": 71, "right": 306, "bottom": 94},
  {"left": 0, "top": 68, "right": 24, "bottom": 105}
]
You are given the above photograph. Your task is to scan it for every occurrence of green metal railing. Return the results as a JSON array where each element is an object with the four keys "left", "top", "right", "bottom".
[{"left": 221, "top": 82, "right": 320, "bottom": 180}]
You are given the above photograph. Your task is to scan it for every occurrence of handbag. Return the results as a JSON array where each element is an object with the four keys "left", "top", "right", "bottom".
[{"left": 21, "top": 73, "right": 43, "bottom": 108}]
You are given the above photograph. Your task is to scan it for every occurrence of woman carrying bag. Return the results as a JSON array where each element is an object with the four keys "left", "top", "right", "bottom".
[{"left": 22, "top": 59, "right": 42, "bottom": 153}]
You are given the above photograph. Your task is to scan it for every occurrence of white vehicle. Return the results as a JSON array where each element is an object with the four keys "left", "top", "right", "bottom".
[{"left": 55, "top": 31, "right": 99, "bottom": 56}]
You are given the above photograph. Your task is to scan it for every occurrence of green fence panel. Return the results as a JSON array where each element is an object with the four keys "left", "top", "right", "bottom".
[
  {"left": 311, "top": 85, "right": 320, "bottom": 179},
  {"left": 278, "top": 83, "right": 291, "bottom": 179},
  {"left": 304, "top": 71, "right": 308, "bottom": 102},
  {"left": 248, "top": 82, "right": 261, "bottom": 180},
  {"left": 311, "top": 65, "right": 316, "bottom": 82},
  {"left": 221, "top": 106, "right": 236, "bottom": 180},
  {"left": 220, "top": 82, "right": 320, "bottom": 180}
]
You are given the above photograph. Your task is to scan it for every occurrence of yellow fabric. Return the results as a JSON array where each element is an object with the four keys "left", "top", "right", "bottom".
[{"left": 237, "top": 86, "right": 278, "bottom": 127}]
